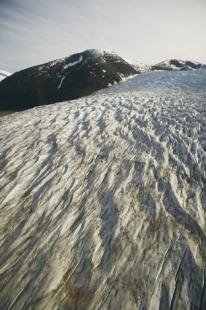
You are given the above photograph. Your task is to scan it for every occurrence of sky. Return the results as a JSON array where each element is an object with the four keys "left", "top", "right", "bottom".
[{"left": 0, "top": 0, "right": 206, "bottom": 73}]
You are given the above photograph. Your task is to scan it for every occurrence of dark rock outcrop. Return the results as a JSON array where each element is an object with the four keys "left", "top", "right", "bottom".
[{"left": 0, "top": 49, "right": 137, "bottom": 111}]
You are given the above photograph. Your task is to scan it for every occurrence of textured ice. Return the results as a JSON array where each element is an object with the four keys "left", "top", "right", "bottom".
[{"left": 0, "top": 69, "right": 206, "bottom": 309}]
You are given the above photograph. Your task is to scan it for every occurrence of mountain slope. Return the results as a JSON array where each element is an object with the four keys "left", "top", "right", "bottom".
[
  {"left": 0, "top": 49, "right": 137, "bottom": 111},
  {"left": 0, "top": 69, "right": 206, "bottom": 309}
]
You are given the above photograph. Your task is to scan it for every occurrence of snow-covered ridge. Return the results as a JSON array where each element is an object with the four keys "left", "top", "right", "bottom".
[
  {"left": 128, "top": 58, "right": 205, "bottom": 72},
  {"left": 126, "top": 59, "right": 151, "bottom": 72},
  {"left": 0, "top": 69, "right": 206, "bottom": 308},
  {"left": 151, "top": 59, "right": 204, "bottom": 71},
  {"left": 86, "top": 48, "right": 120, "bottom": 57}
]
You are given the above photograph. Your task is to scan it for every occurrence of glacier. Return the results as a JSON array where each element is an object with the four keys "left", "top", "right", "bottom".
[{"left": 0, "top": 69, "right": 206, "bottom": 309}]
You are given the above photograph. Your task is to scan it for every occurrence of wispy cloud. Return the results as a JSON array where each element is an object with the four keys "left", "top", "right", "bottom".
[{"left": 0, "top": 0, "right": 206, "bottom": 72}]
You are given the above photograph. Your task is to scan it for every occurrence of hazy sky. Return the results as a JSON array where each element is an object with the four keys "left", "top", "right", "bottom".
[{"left": 0, "top": 0, "right": 206, "bottom": 72}]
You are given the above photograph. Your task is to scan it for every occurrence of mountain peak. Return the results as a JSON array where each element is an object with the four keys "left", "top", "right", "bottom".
[
  {"left": 151, "top": 59, "right": 203, "bottom": 71},
  {"left": 0, "top": 49, "right": 137, "bottom": 111}
]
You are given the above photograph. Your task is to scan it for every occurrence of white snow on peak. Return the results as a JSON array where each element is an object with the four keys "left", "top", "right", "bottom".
[
  {"left": 87, "top": 48, "right": 105, "bottom": 56},
  {"left": 0, "top": 70, "right": 10, "bottom": 76},
  {"left": 49, "top": 58, "right": 64, "bottom": 67},
  {"left": 86, "top": 48, "right": 119, "bottom": 58},
  {"left": 126, "top": 59, "right": 151, "bottom": 72}
]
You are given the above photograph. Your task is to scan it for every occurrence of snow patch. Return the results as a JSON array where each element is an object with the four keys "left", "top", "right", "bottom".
[
  {"left": 64, "top": 55, "right": 83, "bottom": 70},
  {"left": 57, "top": 76, "right": 66, "bottom": 90},
  {"left": 0, "top": 70, "right": 11, "bottom": 81}
]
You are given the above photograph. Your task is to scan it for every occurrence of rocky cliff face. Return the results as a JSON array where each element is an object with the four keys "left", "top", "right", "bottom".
[
  {"left": 0, "top": 49, "right": 137, "bottom": 111},
  {"left": 0, "top": 69, "right": 206, "bottom": 309}
]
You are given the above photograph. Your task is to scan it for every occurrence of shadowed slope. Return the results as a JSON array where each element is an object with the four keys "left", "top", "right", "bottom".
[{"left": 0, "top": 49, "right": 137, "bottom": 111}]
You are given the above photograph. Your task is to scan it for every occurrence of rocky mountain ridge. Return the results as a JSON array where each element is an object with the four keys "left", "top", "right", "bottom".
[
  {"left": 0, "top": 49, "right": 137, "bottom": 111},
  {"left": 151, "top": 59, "right": 205, "bottom": 71}
]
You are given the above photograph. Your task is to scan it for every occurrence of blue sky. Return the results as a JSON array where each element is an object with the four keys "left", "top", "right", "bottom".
[{"left": 0, "top": 0, "right": 206, "bottom": 72}]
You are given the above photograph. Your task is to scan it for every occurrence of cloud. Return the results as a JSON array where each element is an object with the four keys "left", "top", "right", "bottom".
[{"left": 0, "top": 0, "right": 206, "bottom": 72}]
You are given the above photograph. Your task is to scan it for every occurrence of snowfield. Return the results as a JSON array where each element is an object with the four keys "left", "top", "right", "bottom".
[{"left": 0, "top": 70, "right": 206, "bottom": 309}]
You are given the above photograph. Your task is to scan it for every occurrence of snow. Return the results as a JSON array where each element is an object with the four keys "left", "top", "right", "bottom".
[
  {"left": 57, "top": 75, "right": 66, "bottom": 89},
  {"left": 38, "top": 59, "right": 64, "bottom": 71},
  {"left": 102, "top": 69, "right": 206, "bottom": 93},
  {"left": 88, "top": 48, "right": 114, "bottom": 56},
  {"left": 127, "top": 59, "right": 151, "bottom": 72},
  {"left": 0, "top": 69, "right": 206, "bottom": 308},
  {"left": 64, "top": 55, "right": 83, "bottom": 69},
  {"left": 84, "top": 48, "right": 120, "bottom": 61},
  {"left": 153, "top": 59, "right": 203, "bottom": 70},
  {"left": 0, "top": 70, "right": 11, "bottom": 81},
  {"left": 0, "top": 70, "right": 10, "bottom": 76},
  {"left": 49, "top": 58, "right": 64, "bottom": 67}
]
